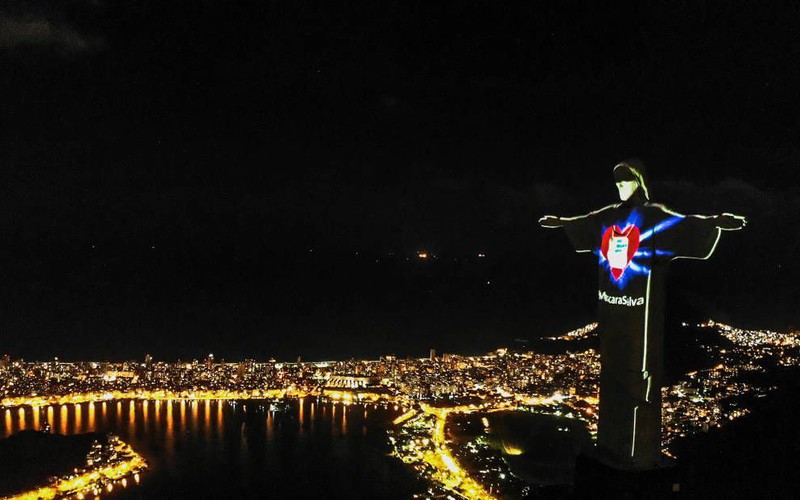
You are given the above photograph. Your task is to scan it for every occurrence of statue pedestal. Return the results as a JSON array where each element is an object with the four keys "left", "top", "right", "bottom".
[{"left": 573, "top": 447, "right": 681, "bottom": 499}]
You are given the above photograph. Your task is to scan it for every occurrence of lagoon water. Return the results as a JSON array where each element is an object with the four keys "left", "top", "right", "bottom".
[{"left": 1, "top": 399, "right": 424, "bottom": 498}]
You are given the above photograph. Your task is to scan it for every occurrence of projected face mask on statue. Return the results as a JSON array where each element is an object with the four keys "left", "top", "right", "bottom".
[
  {"left": 613, "top": 165, "right": 642, "bottom": 201},
  {"left": 616, "top": 180, "right": 639, "bottom": 201}
]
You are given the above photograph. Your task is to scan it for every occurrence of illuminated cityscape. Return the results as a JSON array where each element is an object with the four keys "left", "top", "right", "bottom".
[
  {"left": 2, "top": 320, "right": 798, "bottom": 498},
  {"left": 2, "top": 1, "right": 798, "bottom": 498}
]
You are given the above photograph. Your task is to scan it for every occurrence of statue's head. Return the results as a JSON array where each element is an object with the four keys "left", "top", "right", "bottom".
[{"left": 613, "top": 159, "right": 649, "bottom": 202}]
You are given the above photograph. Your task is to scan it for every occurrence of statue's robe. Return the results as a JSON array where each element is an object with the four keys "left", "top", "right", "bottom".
[{"left": 560, "top": 200, "right": 721, "bottom": 467}]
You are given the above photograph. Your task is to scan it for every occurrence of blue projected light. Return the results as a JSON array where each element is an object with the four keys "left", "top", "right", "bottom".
[
  {"left": 597, "top": 210, "right": 683, "bottom": 290},
  {"left": 634, "top": 249, "right": 676, "bottom": 258},
  {"left": 639, "top": 215, "right": 684, "bottom": 242}
]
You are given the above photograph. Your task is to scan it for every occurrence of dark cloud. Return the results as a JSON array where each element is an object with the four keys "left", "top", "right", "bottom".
[
  {"left": 2, "top": 18, "right": 77, "bottom": 49},
  {"left": 0, "top": 1, "right": 104, "bottom": 54}
]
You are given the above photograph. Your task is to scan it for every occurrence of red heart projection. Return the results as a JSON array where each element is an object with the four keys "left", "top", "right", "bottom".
[{"left": 601, "top": 225, "right": 641, "bottom": 280}]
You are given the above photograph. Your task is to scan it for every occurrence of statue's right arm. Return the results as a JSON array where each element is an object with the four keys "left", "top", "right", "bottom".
[
  {"left": 538, "top": 215, "right": 566, "bottom": 228},
  {"left": 539, "top": 204, "right": 619, "bottom": 230}
]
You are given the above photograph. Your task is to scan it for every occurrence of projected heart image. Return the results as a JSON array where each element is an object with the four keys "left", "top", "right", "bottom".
[{"left": 601, "top": 225, "right": 640, "bottom": 281}]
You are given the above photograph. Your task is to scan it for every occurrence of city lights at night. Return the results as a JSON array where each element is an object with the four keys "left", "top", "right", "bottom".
[{"left": 2, "top": 320, "right": 799, "bottom": 497}]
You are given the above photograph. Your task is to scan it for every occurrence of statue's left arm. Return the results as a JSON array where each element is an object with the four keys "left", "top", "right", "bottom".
[
  {"left": 714, "top": 213, "right": 747, "bottom": 231},
  {"left": 654, "top": 207, "right": 746, "bottom": 261}
]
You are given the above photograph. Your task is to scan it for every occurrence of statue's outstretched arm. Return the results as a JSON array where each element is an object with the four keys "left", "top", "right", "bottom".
[
  {"left": 714, "top": 213, "right": 747, "bottom": 231},
  {"left": 538, "top": 205, "right": 618, "bottom": 253},
  {"left": 539, "top": 204, "right": 618, "bottom": 230},
  {"left": 651, "top": 204, "right": 747, "bottom": 233},
  {"left": 659, "top": 209, "right": 747, "bottom": 261},
  {"left": 538, "top": 215, "right": 567, "bottom": 228}
]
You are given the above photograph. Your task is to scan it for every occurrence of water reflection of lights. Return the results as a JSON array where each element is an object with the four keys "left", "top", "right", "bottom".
[
  {"left": 204, "top": 400, "right": 211, "bottom": 438},
  {"left": 167, "top": 399, "right": 174, "bottom": 435},
  {"left": 191, "top": 399, "right": 199, "bottom": 428},
  {"left": 143, "top": 400, "right": 149, "bottom": 434},
  {"left": 180, "top": 399, "right": 186, "bottom": 428},
  {"left": 217, "top": 400, "right": 224, "bottom": 436},
  {"left": 0, "top": 397, "right": 410, "bottom": 498},
  {"left": 60, "top": 405, "right": 68, "bottom": 434},
  {"left": 299, "top": 397, "right": 304, "bottom": 428},
  {"left": 75, "top": 403, "right": 82, "bottom": 433}
]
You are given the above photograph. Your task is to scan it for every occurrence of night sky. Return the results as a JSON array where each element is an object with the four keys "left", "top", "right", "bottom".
[{"left": 2, "top": 1, "right": 799, "bottom": 362}]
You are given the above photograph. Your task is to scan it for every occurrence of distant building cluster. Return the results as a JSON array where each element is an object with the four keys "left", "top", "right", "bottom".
[
  {"left": 661, "top": 320, "right": 800, "bottom": 447},
  {"left": 544, "top": 322, "right": 598, "bottom": 341},
  {"left": 0, "top": 347, "right": 602, "bottom": 416}
]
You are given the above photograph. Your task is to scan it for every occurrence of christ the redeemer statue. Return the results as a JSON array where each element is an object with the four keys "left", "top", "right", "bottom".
[{"left": 539, "top": 159, "right": 745, "bottom": 469}]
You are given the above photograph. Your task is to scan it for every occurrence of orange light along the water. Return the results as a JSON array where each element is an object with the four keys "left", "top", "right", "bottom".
[
  {"left": 142, "top": 400, "right": 149, "bottom": 434},
  {"left": 60, "top": 405, "right": 68, "bottom": 435},
  {"left": 5, "top": 409, "right": 12, "bottom": 435},
  {"left": 204, "top": 400, "right": 211, "bottom": 439},
  {"left": 75, "top": 403, "right": 82, "bottom": 433},
  {"left": 1, "top": 388, "right": 294, "bottom": 410},
  {"left": 299, "top": 397, "right": 304, "bottom": 427}
]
